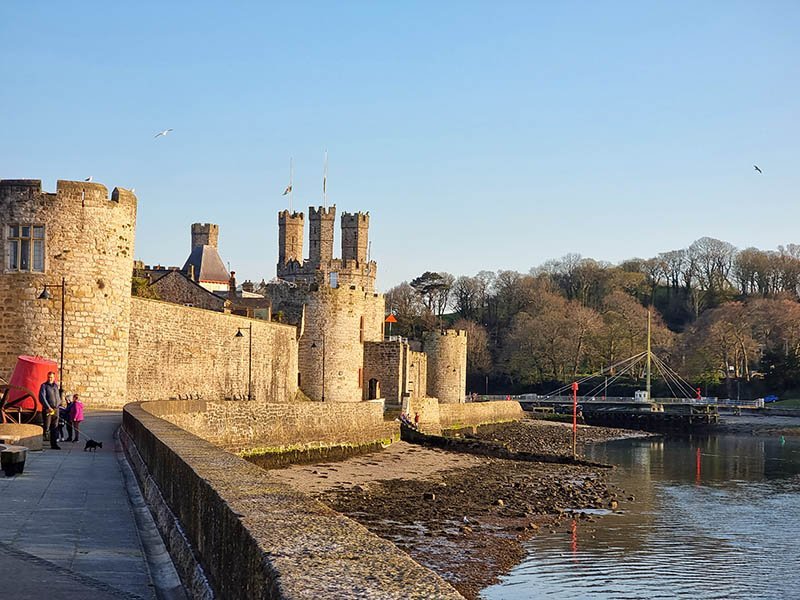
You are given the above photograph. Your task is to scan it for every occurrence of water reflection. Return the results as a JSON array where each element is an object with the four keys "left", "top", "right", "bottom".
[{"left": 482, "top": 433, "right": 800, "bottom": 599}]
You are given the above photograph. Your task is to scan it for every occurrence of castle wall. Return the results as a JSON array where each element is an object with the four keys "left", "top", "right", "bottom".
[
  {"left": 298, "top": 286, "right": 384, "bottom": 402},
  {"left": 423, "top": 329, "right": 467, "bottom": 404},
  {"left": 152, "top": 399, "right": 396, "bottom": 454},
  {"left": 438, "top": 400, "right": 524, "bottom": 430},
  {"left": 407, "top": 349, "right": 428, "bottom": 399},
  {"left": 363, "top": 341, "right": 402, "bottom": 403},
  {"left": 0, "top": 180, "right": 136, "bottom": 407},
  {"left": 127, "top": 298, "right": 298, "bottom": 405}
]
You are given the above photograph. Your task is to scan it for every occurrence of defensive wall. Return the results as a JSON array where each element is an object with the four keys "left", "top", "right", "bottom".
[
  {"left": 127, "top": 298, "right": 298, "bottom": 407},
  {"left": 152, "top": 398, "right": 396, "bottom": 455},
  {"left": 122, "top": 399, "right": 464, "bottom": 600},
  {"left": 405, "top": 397, "right": 525, "bottom": 435}
]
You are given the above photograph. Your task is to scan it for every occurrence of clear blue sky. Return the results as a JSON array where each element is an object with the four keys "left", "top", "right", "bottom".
[{"left": 2, "top": 2, "right": 798, "bottom": 290}]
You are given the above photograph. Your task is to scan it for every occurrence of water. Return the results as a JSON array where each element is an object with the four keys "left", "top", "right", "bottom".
[{"left": 481, "top": 426, "right": 800, "bottom": 599}]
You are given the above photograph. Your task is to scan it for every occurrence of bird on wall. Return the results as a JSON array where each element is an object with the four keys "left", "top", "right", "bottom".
[
  {"left": 84, "top": 176, "right": 93, "bottom": 182},
  {"left": 754, "top": 165, "right": 762, "bottom": 174},
  {"left": 154, "top": 128, "right": 174, "bottom": 139}
]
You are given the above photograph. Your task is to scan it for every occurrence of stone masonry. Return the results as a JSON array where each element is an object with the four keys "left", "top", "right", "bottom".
[
  {"left": 0, "top": 180, "right": 136, "bottom": 405},
  {"left": 423, "top": 329, "right": 467, "bottom": 403}
]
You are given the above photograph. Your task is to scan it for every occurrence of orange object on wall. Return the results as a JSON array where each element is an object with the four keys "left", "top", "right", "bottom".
[{"left": 5, "top": 355, "right": 58, "bottom": 411}]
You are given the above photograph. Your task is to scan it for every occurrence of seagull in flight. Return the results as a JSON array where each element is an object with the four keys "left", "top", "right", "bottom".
[
  {"left": 154, "top": 128, "right": 174, "bottom": 139},
  {"left": 754, "top": 165, "right": 762, "bottom": 174},
  {"left": 84, "top": 176, "right": 93, "bottom": 182}
]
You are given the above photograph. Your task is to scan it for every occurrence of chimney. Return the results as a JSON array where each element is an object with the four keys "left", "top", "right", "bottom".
[{"left": 228, "top": 271, "right": 237, "bottom": 298}]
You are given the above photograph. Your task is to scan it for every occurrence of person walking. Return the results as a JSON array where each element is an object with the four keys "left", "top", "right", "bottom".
[
  {"left": 38, "top": 371, "right": 61, "bottom": 449},
  {"left": 68, "top": 393, "right": 84, "bottom": 443}
]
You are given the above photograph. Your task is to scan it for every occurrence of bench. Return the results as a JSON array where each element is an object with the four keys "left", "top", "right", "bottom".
[{"left": 0, "top": 444, "right": 28, "bottom": 476}]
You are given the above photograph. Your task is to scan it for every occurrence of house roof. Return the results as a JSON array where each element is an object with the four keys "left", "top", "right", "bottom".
[{"left": 182, "top": 245, "right": 230, "bottom": 283}]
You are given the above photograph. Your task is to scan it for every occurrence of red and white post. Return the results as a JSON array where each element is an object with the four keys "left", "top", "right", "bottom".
[{"left": 571, "top": 381, "right": 579, "bottom": 460}]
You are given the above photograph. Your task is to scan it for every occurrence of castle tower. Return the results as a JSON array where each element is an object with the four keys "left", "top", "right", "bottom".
[
  {"left": 191, "top": 223, "right": 219, "bottom": 250},
  {"left": 341, "top": 211, "right": 369, "bottom": 263},
  {"left": 308, "top": 206, "right": 335, "bottom": 266},
  {"left": 0, "top": 179, "right": 137, "bottom": 407},
  {"left": 278, "top": 210, "right": 304, "bottom": 266},
  {"left": 298, "top": 286, "right": 385, "bottom": 402},
  {"left": 423, "top": 329, "right": 467, "bottom": 403}
]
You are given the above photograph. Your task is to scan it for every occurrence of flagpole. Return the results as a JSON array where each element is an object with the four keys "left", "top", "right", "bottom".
[
  {"left": 289, "top": 158, "right": 293, "bottom": 213},
  {"left": 323, "top": 150, "right": 328, "bottom": 208}
]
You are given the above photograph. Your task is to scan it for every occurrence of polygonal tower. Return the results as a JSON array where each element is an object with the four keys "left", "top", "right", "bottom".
[
  {"left": 0, "top": 179, "right": 137, "bottom": 407},
  {"left": 191, "top": 222, "right": 219, "bottom": 250},
  {"left": 308, "top": 206, "right": 335, "bottom": 266},
  {"left": 423, "top": 329, "right": 467, "bottom": 403},
  {"left": 278, "top": 210, "right": 304, "bottom": 266},
  {"left": 297, "top": 286, "right": 385, "bottom": 403},
  {"left": 341, "top": 211, "right": 369, "bottom": 263}
]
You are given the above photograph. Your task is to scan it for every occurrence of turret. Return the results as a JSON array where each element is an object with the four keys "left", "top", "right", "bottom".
[
  {"left": 308, "top": 205, "right": 335, "bottom": 265},
  {"left": 278, "top": 210, "right": 304, "bottom": 266},
  {"left": 341, "top": 211, "right": 369, "bottom": 263},
  {"left": 191, "top": 223, "right": 219, "bottom": 250}
]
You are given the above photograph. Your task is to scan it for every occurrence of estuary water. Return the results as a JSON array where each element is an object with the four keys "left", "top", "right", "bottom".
[{"left": 481, "top": 418, "right": 800, "bottom": 599}]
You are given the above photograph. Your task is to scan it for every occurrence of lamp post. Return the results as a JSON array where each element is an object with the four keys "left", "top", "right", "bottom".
[
  {"left": 311, "top": 332, "right": 326, "bottom": 401},
  {"left": 235, "top": 322, "right": 253, "bottom": 401},
  {"left": 38, "top": 277, "right": 67, "bottom": 396}
]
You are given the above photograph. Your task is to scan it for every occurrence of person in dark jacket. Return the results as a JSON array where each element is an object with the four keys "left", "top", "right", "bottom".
[{"left": 38, "top": 371, "right": 61, "bottom": 449}]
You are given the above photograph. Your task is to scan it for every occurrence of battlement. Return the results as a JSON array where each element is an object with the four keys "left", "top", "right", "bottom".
[
  {"left": 432, "top": 329, "right": 467, "bottom": 337},
  {"left": 278, "top": 210, "right": 304, "bottom": 222},
  {"left": 1, "top": 179, "right": 137, "bottom": 209},
  {"left": 309, "top": 205, "right": 336, "bottom": 218},
  {"left": 341, "top": 211, "right": 370, "bottom": 225},
  {"left": 0, "top": 179, "right": 42, "bottom": 193}
]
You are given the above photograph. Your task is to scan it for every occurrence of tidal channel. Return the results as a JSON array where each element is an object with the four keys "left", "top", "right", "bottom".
[{"left": 482, "top": 417, "right": 800, "bottom": 599}]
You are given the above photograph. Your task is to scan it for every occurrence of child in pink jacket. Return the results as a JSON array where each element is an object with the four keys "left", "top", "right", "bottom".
[{"left": 67, "top": 394, "right": 84, "bottom": 442}]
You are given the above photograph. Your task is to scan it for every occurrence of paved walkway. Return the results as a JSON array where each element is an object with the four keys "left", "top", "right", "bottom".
[{"left": 0, "top": 410, "right": 173, "bottom": 599}]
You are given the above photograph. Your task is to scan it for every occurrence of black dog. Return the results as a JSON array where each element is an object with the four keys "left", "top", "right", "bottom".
[{"left": 83, "top": 439, "right": 103, "bottom": 452}]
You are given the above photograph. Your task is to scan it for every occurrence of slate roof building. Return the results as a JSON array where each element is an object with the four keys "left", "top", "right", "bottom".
[{"left": 183, "top": 223, "right": 230, "bottom": 292}]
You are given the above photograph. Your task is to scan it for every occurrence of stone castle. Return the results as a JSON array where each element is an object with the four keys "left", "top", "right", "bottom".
[{"left": 0, "top": 179, "right": 466, "bottom": 410}]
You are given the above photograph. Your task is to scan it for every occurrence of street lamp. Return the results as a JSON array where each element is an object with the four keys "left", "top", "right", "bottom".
[
  {"left": 311, "top": 332, "right": 326, "bottom": 401},
  {"left": 38, "top": 277, "right": 67, "bottom": 395},
  {"left": 235, "top": 322, "right": 253, "bottom": 401}
]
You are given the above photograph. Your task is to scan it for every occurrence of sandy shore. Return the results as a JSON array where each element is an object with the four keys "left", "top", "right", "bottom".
[{"left": 274, "top": 419, "right": 642, "bottom": 598}]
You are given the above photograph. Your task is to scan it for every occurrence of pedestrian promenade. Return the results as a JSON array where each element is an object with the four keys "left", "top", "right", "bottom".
[{"left": 0, "top": 410, "right": 176, "bottom": 599}]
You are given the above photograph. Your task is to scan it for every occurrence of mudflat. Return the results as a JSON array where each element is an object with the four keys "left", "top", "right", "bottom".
[{"left": 273, "top": 419, "right": 645, "bottom": 599}]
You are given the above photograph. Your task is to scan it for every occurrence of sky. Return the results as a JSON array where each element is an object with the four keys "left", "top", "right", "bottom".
[{"left": 2, "top": 2, "right": 798, "bottom": 291}]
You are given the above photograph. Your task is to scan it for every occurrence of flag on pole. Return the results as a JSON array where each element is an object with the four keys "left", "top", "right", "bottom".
[{"left": 282, "top": 184, "right": 292, "bottom": 196}]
